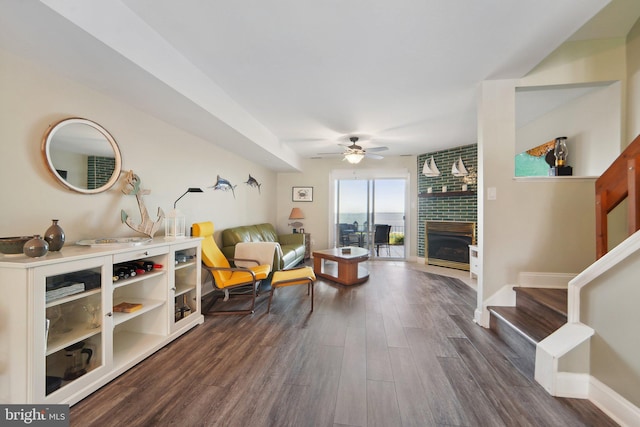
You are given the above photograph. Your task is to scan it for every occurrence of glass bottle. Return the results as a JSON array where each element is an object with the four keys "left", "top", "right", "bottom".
[
  {"left": 554, "top": 137, "right": 568, "bottom": 167},
  {"left": 44, "top": 219, "right": 65, "bottom": 251}
]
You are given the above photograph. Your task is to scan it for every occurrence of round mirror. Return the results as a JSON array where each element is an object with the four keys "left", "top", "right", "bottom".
[{"left": 41, "top": 118, "right": 122, "bottom": 194}]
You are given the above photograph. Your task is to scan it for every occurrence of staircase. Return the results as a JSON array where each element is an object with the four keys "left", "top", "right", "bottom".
[{"left": 488, "top": 287, "right": 567, "bottom": 379}]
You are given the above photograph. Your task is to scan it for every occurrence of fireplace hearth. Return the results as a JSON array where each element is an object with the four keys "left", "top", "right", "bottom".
[{"left": 425, "top": 221, "right": 476, "bottom": 270}]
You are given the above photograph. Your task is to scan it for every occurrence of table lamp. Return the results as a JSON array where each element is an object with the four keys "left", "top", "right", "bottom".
[
  {"left": 288, "top": 207, "right": 304, "bottom": 233},
  {"left": 166, "top": 188, "right": 203, "bottom": 238}
]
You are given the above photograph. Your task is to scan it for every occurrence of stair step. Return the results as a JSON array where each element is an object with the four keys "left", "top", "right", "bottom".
[
  {"left": 489, "top": 306, "right": 558, "bottom": 344},
  {"left": 488, "top": 287, "right": 568, "bottom": 380},
  {"left": 515, "top": 287, "right": 567, "bottom": 317},
  {"left": 488, "top": 306, "right": 539, "bottom": 378}
]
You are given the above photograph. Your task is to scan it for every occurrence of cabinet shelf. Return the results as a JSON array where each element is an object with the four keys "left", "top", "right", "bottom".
[
  {"left": 47, "top": 325, "right": 101, "bottom": 356},
  {"left": 113, "top": 330, "right": 165, "bottom": 370},
  {"left": 175, "top": 284, "right": 196, "bottom": 297},
  {"left": 46, "top": 288, "right": 101, "bottom": 308},
  {"left": 113, "top": 269, "right": 165, "bottom": 288},
  {"left": 112, "top": 298, "right": 165, "bottom": 326},
  {"left": 175, "top": 260, "right": 197, "bottom": 271}
]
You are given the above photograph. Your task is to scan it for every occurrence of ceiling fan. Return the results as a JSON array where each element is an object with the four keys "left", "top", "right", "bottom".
[{"left": 318, "top": 136, "right": 388, "bottom": 163}]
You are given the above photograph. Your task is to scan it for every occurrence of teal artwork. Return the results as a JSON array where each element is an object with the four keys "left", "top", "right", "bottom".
[{"left": 515, "top": 152, "right": 549, "bottom": 177}]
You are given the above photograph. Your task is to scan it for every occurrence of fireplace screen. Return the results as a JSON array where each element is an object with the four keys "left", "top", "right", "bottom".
[{"left": 425, "top": 221, "right": 476, "bottom": 270}]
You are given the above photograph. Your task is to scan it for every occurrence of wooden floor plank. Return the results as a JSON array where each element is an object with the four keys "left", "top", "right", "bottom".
[
  {"left": 449, "top": 314, "right": 531, "bottom": 387},
  {"left": 448, "top": 337, "right": 542, "bottom": 427},
  {"left": 400, "top": 326, "right": 469, "bottom": 426},
  {"left": 365, "top": 313, "right": 394, "bottom": 381},
  {"left": 438, "top": 356, "right": 507, "bottom": 426},
  {"left": 334, "top": 326, "right": 367, "bottom": 426},
  {"left": 388, "top": 346, "right": 438, "bottom": 427},
  {"left": 366, "top": 380, "right": 401, "bottom": 427},
  {"left": 68, "top": 262, "right": 618, "bottom": 427}
]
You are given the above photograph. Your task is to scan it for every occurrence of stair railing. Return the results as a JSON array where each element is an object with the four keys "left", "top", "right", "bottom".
[{"left": 595, "top": 133, "right": 640, "bottom": 258}]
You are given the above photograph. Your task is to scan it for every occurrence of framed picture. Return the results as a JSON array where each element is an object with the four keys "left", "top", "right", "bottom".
[{"left": 292, "top": 186, "right": 313, "bottom": 202}]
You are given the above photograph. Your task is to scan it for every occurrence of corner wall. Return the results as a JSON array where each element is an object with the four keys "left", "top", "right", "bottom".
[{"left": 477, "top": 37, "right": 627, "bottom": 326}]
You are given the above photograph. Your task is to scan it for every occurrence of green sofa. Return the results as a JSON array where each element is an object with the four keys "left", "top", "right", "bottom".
[{"left": 221, "top": 223, "right": 305, "bottom": 270}]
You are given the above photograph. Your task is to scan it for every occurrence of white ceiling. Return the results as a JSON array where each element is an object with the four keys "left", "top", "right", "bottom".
[{"left": 2, "top": 0, "right": 640, "bottom": 171}]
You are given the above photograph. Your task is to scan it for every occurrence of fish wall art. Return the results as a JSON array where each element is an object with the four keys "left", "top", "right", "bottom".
[
  {"left": 210, "top": 175, "right": 237, "bottom": 198},
  {"left": 244, "top": 174, "right": 262, "bottom": 194}
]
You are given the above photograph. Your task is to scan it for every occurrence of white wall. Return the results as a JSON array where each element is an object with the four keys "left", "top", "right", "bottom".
[
  {"left": 516, "top": 82, "right": 621, "bottom": 176},
  {"left": 628, "top": 16, "right": 640, "bottom": 141},
  {"left": 581, "top": 249, "right": 640, "bottom": 407},
  {"left": 0, "top": 48, "right": 277, "bottom": 244},
  {"left": 477, "top": 37, "right": 628, "bottom": 325}
]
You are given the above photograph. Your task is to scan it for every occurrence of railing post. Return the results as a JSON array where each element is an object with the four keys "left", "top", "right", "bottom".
[
  {"left": 627, "top": 157, "right": 640, "bottom": 236},
  {"left": 596, "top": 190, "right": 608, "bottom": 259}
]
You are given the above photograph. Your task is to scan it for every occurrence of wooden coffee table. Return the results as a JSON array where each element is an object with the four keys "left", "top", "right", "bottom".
[{"left": 312, "top": 247, "right": 369, "bottom": 285}]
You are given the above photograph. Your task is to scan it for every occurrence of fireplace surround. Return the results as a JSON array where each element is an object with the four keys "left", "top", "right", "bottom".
[{"left": 425, "top": 221, "right": 476, "bottom": 270}]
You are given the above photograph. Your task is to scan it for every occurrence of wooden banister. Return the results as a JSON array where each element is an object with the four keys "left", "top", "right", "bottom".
[{"left": 595, "top": 134, "right": 640, "bottom": 258}]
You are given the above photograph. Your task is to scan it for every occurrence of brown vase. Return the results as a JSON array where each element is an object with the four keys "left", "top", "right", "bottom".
[
  {"left": 44, "top": 219, "right": 65, "bottom": 251},
  {"left": 23, "top": 235, "right": 49, "bottom": 258}
]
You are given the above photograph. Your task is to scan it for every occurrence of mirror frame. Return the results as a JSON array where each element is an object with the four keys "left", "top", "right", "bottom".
[{"left": 41, "top": 117, "right": 122, "bottom": 194}]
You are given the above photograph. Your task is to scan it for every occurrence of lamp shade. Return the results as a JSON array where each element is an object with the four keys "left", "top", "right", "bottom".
[
  {"left": 289, "top": 207, "right": 304, "bottom": 220},
  {"left": 174, "top": 187, "right": 204, "bottom": 209}
]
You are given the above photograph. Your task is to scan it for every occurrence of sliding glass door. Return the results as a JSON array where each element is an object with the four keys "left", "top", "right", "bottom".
[{"left": 334, "top": 177, "right": 406, "bottom": 259}]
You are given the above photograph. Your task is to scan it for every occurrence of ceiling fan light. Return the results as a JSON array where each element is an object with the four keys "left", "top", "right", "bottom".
[{"left": 345, "top": 152, "right": 364, "bottom": 164}]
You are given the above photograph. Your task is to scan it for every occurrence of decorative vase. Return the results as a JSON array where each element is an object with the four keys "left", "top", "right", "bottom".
[
  {"left": 24, "top": 235, "right": 49, "bottom": 258},
  {"left": 44, "top": 219, "right": 65, "bottom": 251}
]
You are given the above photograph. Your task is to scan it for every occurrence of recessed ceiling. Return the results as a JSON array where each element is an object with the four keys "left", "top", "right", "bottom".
[{"left": 1, "top": 0, "right": 639, "bottom": 171}]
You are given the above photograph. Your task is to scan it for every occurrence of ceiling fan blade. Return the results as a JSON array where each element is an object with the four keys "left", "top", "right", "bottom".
[
  {"left": 365, "top": 153, "right": 384, "bottom": 160},
  {"left": 367, "top": 146, "right": 388, "bottom": 152}
]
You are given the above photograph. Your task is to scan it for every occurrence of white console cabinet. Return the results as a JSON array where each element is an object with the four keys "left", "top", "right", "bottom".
[{"left": 0, "top": 238, "right": 203, "bottom": 405}]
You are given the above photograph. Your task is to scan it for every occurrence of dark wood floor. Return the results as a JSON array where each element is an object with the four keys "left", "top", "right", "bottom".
[{"left": 70, "top": 261, "right": 618, "bottom": 426}]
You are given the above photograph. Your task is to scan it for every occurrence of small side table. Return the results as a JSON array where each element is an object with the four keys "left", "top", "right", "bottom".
[{"left": 469, "top": 245, "right": 479, "bottom": 279}]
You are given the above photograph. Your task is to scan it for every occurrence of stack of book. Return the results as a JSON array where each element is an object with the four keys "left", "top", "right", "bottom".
[{"left": 46, "top": 282, "right": 85, "bottom": 303}]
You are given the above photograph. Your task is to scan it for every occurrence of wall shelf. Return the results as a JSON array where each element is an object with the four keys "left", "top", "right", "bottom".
[{"left": 419, "top": 190, "right": 476, "bottom": 198}]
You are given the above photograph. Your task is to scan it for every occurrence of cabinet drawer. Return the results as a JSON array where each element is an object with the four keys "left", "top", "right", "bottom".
[{"left": 113, "top": 246, "right": 168, "bottom": 263}]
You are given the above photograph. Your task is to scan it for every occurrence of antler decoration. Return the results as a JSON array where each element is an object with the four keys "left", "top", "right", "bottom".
[{"left": 120, "top": 170, "right": 164, "bottom": 238}]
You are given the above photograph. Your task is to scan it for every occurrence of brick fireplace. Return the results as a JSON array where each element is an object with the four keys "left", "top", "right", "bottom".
[
  {"left": 425, "top": 221, "right": 476, "bottom": 270},
  {"left": 417, "top": 144, "right": 477, "bottom": 259}
]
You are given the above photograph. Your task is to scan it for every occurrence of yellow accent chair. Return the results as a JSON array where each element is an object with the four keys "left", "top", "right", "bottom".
[
  {"left": 268, "top": 266, "right": 316, "bottom": 313},
  {"left": 192, "top": 222, "right": 271, "bottom": 315}
]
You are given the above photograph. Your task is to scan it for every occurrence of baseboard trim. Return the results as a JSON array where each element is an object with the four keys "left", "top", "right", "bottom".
[
  {"left": 549, "top": 373, "right": 640, "bottom": 426},
  {"left": 589, "top": 376, "right": 640, "bottom": 427},
  {"left": 517, "top": 272, "right": 576, "bottom": 288},
  {"left": 475, "top": 284, "right": 515, "bottom": 328},
  {"left": 554, "top": 372, "right": 590, "bottom": 398}
]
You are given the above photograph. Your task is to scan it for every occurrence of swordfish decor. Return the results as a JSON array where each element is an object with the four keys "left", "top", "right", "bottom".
[{"left": 210, "top": 175, "right": 237, "bottom": 198}]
